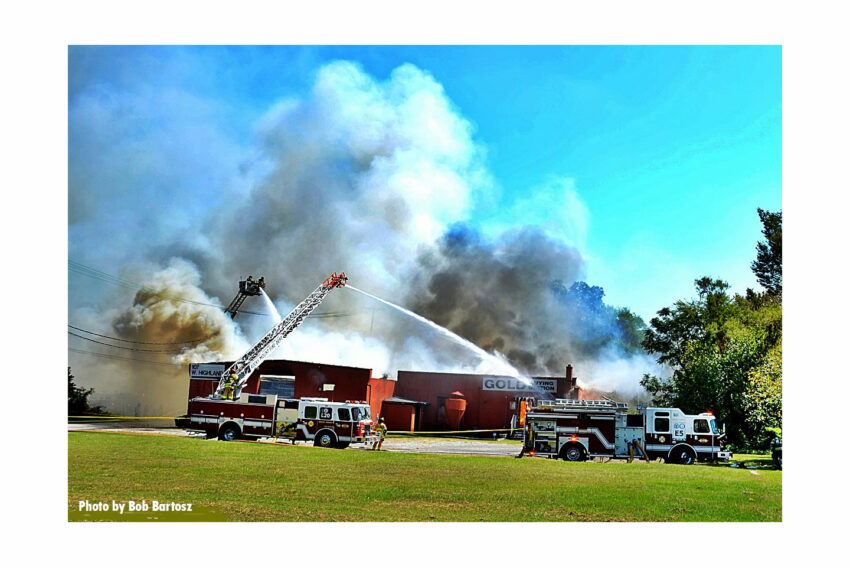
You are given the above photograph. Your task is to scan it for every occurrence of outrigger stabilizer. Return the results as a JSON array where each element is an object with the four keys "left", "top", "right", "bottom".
[{"left": 212, "top": 272, "right": 348, "bottom": 400}]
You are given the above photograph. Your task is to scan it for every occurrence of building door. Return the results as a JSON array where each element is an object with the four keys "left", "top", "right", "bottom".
[{"left": 436, "top": 397, "right": 448, "bottom": 428}]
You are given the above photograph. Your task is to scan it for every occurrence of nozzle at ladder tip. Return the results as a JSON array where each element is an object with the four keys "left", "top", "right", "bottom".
[{"left": 322, "top": 271, "right": 348, "bottom": 289}]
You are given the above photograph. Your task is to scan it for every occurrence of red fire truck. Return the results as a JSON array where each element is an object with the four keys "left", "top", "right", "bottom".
[
  {"left": 187, "top": 395, "right": 375, "bottom": 447},
  {"left": 179, "top": 272, "right": 380, "bottom": 448},
  {"left": 521, "top": 399, "right": 732, "bottom": 464}
]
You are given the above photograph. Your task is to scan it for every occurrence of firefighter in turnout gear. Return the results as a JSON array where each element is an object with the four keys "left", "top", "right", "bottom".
[
  {"left": 222, "top": 368, "right": 238, "bottom": 401},
  {"left": 372, "top": 417, "right": 387, "bottom": 451}
]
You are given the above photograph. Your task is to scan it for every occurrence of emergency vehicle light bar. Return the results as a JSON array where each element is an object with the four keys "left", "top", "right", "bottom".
[{"left": 538, "top": 399, "right": 628, "bottom": 409}]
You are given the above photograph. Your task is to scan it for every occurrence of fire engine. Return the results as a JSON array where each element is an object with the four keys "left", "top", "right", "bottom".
[
  {"left": 181, "top": 272, "right": 375, "bottom": 448},
  {"left": 520, "top": 398, "right": 732, "bottom": 464},
  {"left": 187, "top": 395, "right": 375, "bottom": 447}
]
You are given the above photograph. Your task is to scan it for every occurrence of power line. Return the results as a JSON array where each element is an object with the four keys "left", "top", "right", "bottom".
[
  {"left": 68, "top": 260, "right": 372, "bottom": 319},
  {"left": 68, "top": 347, "right": 181, "bottom": 367},
  {"left": 68, "top": 331, "right": 186, "bottom": 354},
  {"left": 68, "top": 324, "right": 208, "bottom": 345},
  {"left": 68, "top": 260, "right": 265, "bottom": 314}
]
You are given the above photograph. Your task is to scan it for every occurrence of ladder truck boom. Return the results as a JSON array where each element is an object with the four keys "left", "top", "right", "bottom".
[{"left": 212, "top": 272, "right": 348, "bottom": 399}]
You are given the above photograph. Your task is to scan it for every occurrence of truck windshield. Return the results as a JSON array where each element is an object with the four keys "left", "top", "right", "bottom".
[
  {"left": 710, "top": 419, "right": 719, "bottom": 434},
  {"left": 352, "top": 406, "right": 371, "bottom": 421}
]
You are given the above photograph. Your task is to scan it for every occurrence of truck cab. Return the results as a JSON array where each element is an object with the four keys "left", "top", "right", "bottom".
[
  {"left": 289, "top": 398, "right": 374, "bottom": 448},
  {"left": 643, "top": 408, "right": 731, "bottom": 464}
]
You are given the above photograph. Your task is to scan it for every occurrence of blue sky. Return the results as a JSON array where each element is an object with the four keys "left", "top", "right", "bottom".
[{"left": 69, "top": 45, "right": 781, "bottom": 321}]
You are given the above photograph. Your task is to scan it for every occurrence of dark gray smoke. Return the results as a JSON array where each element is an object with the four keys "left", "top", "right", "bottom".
[
  {"left": 69, "top": 55, "right": 662, "bottom": 412},
  {"left": 408, "top": 226, "right": 585, "bottom": 375},
  {"left": 405, "top": 225, "right": 658, "bottom": 388}
]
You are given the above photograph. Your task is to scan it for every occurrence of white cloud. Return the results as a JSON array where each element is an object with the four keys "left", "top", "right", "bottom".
[{"left": 483, "top": 176, "right": 590, "bottom": 252}]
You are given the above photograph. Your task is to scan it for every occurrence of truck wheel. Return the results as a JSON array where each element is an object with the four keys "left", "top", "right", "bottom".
[
  {"left": 669, "top": 446, "right": 695, "bottom": 465},
  {"left": 314, "top": 430, "right": 337, "bottom": 448},
  {"left": 218, "top": 423, "right": 241, "bottom": 442},
  {"left": 561, "top": 444, "right": 586, "bottom": 462}
]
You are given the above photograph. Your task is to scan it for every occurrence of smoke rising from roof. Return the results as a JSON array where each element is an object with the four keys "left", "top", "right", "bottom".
[
  {"left": 111, "top": 259, "right": 249, "bottom": 363},
  {"left": 69, "top": 57, "right": 661, "bottom": 413}
]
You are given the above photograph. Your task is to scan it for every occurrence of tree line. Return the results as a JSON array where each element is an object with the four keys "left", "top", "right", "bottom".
[{"left": 641, "top": 208, "right": 782, "bottom": 450}]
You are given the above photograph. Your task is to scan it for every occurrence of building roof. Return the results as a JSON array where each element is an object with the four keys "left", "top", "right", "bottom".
[
  {"left": 397, "top": 369, "right": 570, "bottom": 380},
  {"left": 214, "top": 358, "right": 373, "bottom": 373},
  {"left": 382, "top": 396, "right": 429, "bottom": 406}
]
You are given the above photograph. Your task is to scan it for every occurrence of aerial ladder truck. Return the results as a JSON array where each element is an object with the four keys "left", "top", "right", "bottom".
[
  {"left": 213, "top": 272, "right": 348, "bottom": 400},
  {"left": 183, "top": 272, "right": 376, "bottom": 447}
]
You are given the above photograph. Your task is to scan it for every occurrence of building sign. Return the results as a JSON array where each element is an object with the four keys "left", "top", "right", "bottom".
[
  {"left": 190, "top": 364, "right": 225, "bottom": 379},
  {"left": 482, "top": 377, "right": 558, "bottom": 393}
]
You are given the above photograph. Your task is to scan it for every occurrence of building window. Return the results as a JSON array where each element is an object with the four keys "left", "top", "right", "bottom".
[
  {"left": 259, "top": 375, "right": 295, "bottom": 398},
  {"left": 654, "top": 417, "right": 670, "bottom": 433},
  {"left": 694, "top": 419, "right": 710, "bottom": 433},
  {"left": 338, "top": 408, "right": 351, "bottom": 421},
  {"left": 304, "top": 406, "right": 317, "bottom": 419}
]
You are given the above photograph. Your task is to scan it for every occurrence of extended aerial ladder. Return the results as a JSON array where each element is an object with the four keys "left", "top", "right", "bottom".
[
  {"left": 212, "top": 272, "right": 348, "bottom": 400},
  {"left": 224, "top": 275, "right": 266, "bottom": 319}
]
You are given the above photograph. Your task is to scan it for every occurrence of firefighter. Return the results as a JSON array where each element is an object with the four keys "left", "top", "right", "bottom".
[
  {"left": 258, "top": 276, "right": 265, "bottom": 288},
  {"left": 372, "top": 417, "right": 388, "bottom": 451},
  {"left": 222, "top": 368, "right": 238, "bottom": 401},
  {"left": 627, "top": 438, "right": 649, "bottom": 462}
]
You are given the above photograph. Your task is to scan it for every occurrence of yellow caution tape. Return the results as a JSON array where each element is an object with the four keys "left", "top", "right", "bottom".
[
  {"left": 69, "top": 416, "right": 525, "bottom": 435},
  {"left": 68, "top": 415, "right": 180, "bottom": 420},
  {"left": 387, "top": 428, "right": 523, "bottom": 435}
]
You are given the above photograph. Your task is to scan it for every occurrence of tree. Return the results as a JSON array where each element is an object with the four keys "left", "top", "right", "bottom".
[
  {"left": 615, "top": 308, "right": 647, "bottom": 355},
  {"left": 68, "top": 367, "right": 102, "bottom": 415},
  {"left": 742, "top": 342, "right": 782, "bottom": 447},
  {"left": 642, "top": 278, "right": 733, "bottom": 367},
  {"left": 641, "top": 276, "right": 781, "bottom": 449},
  {"left": 751, "top": 208, "right": 782, "bottom": 296},
  {"left": 551, "top": 280, "right": 648, "bottom": 356}
]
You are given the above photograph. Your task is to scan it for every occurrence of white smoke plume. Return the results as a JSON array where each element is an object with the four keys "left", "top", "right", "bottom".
[
  {"left": 69, "top": 56, "right": 662, "bottom": 412},
  {"left": 201, "top": 61, "right": 490, "bottom": 302}
]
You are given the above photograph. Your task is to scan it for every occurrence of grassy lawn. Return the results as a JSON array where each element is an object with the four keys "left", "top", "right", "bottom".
[
  {"left": 68, "top": 432, "right": 781, "bottom": 522},
  {"left": 730, "top": 453, "right": 777, "bottom": 469}
]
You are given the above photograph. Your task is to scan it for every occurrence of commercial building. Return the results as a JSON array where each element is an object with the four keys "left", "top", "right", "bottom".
[
  {"left": 187, "top": 359, "right": 394, "bottom": 424},
  {"left": 390, "top": 365, "right": 582, "bottom": 432},
  {"left": 186, "top": 360, "right": 589, "bottom": 434}
]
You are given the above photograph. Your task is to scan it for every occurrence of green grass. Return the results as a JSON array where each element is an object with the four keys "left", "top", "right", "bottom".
[
  {"left": 730, "top": 453, "right": 777, "bottom": 469},
  {"left": 68, "top": 432, "right": 781, "bottom": 522}
]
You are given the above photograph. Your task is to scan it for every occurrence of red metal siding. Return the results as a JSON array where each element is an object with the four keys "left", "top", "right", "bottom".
[
  {"left": 189, "top": 377, "right": 218, "bottom": 399},
  {"left": 382, "top": 404, "right": 416, "bottom": 432},
  {"left": 367, "top": 378, "right": 396, "bottom": 420},
  {"left": 395, "top": 370, "right": 575, "bottom": 431}
]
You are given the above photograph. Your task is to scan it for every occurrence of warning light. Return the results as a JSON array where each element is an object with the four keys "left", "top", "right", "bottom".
[
  {"left": 528, "top": 451, "right": 536, "bottom": 457},
  {"left": 705, "top": 410, "right": 714, "bottom": 416},
  {"left": 570, "top": 435, "right": 577, "bottom": 442}
]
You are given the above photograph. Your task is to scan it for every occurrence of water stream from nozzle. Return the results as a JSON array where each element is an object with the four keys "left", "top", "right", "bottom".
[
  {"left": 260, "top": 288, "right": 282, "bottom": 324},
  {"left": 345, "top": 284, "right": 531, "bottom": 384}
]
